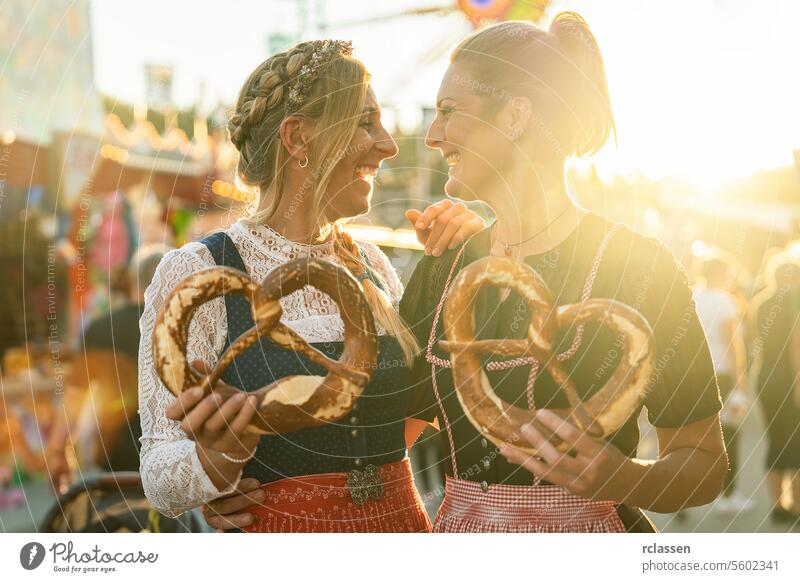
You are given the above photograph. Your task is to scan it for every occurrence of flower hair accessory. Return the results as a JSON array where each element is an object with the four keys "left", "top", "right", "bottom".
[{"left": 285, "top": 40, "right": 354, "bottom": 113}]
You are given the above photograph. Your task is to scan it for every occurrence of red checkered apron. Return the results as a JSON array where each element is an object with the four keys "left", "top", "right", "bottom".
[{"left": 427, "top": 225, "right": 627, "bottom": 533}]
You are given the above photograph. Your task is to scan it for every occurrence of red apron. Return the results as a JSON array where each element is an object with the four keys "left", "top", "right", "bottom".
[{"left": 242, "top": 458, "right": 432, "bottom": 533}]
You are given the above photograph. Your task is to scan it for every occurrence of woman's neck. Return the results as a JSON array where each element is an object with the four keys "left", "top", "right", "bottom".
[
  {"left": 262, "top": 180, "right": 331, "bottom": 244},
  {"left": 488, "top": 166, "right": 583, "bottom": 257},
  {"left": 265, "top": 213, "right": 330, "bottom": 244}
]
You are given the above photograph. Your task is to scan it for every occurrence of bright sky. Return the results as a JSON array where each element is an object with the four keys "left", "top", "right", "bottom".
[{"left": 90, "top": 0, "right": 800, "bottom": 187}]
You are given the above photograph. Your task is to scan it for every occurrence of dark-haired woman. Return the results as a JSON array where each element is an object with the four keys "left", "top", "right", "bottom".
[{"left": 401, "top": 13, "right": 727, "bottom": 532}]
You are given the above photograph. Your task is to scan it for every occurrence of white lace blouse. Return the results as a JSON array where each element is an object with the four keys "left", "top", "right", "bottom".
[{"left": 138, "top": 220, "right": 404, "bottom": 517}]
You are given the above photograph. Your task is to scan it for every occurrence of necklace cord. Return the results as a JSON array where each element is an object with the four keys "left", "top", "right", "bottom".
[{"left": 496, "top": 205, "right": 575, "bottom": 252}]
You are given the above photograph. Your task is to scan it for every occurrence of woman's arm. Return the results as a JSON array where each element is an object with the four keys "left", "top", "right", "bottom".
[
  {"left": 500, "top": 411, "right": 726, "bottom": 513},
  {"left": 138, "top": 246, "right": 246, "bottom": 517},
  {"left": 621, "top": 415, "right": 727, "bottom": 511},
  {"left": 165, "top": 361, "right": 260, "bottom": 493}
]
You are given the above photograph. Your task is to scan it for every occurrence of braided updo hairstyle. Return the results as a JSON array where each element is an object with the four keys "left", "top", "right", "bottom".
[
  {"left": 451, "top": 12, "right": 615, "bottom": 158},
  {"left": 228, "top": 40, "right": 418, "bottom": 364}
]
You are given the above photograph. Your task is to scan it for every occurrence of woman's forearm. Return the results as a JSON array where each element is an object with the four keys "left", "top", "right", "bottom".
[
  {"left": 618, "top": 448, "right": 726, "bottom": 513},
  {"left": 139, "top": 439, "right": 241, "bottom": 518},
  {"left": 196, "top": 445, "right": 247, "bottom": 493}
]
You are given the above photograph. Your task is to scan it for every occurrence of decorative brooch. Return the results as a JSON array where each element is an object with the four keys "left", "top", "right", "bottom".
[
  {"left": 346, "top": 464, "right": 384, "bottom": 506},
  {"left": 285, "top": 39, "right": 354, "bottom": 113}
]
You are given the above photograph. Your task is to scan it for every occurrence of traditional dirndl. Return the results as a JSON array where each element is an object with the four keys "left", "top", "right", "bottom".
[
  {"left": 198, "top": 231, "right": 430, "bottom": 533},
  {"left": 433, "top": 477, "right": 625, "bottom": 533},
  {"left": 242, "top": 459, "right": 432, "bottom": 533}
]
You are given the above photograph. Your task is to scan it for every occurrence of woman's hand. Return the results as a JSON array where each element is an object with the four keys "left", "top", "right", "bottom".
[
  {"left": 201, "top": 477, "right": 265, "bottom": 531},
  {"left": 406, "top": 199, "right": 485, "bottom": 257},
  {"left": 165, "top": 360, "right": 260, "bottom": 458},
  {"left": 499, "top": 409, "right": 635, "bottom": 503}
]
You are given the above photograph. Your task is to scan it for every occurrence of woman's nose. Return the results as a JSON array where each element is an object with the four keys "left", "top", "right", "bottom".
[
  {"left": 425, "top": 119, "right": 442, "bottom": 149},
  {"left": 375, "top": 129, "right": 399, "bottom": 159}
]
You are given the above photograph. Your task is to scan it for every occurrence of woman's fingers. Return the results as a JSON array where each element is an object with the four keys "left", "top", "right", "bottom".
[
  {"left": 179, "top": 392, "right": 224, "bottom": 440},
  {"left": 165, "top": 359, "right": 214, "bottom": 422},
  {"left": 535, "top": 409, "right": 597, "bottom": 457},
  {"left": 414, "top": 199, "right": 453, "bottom": 231},
  {"left": 230, "top": 396, "right": 259, "bottom": 435},
  {"left": 234, "top": 478, "right": 263, "bottom": 494},
  {"left": 519, "top": 424, "right": 581, "bottom": 474},
  {"left": 203, "top": 393, "right": 248, "bottom": 434},
  {"left": 406, "top": 209, "right": 430, "bottom": 246},
  {"left": 407, "top": 200, "right": 480, "bottom": 252},
  {"left": 425, "top": 202, "right": 466, "bottom": 256},
  {"left": 206, "top": 483, "right": 265, "bottom": 516},
  {"left": 449, "top": 216, "right": 485, "bottom": 249},
  {"left": 191, "top": 359, "right": 213, "bottom": 376},
  {"left": 213, "top": 396, "right": 259, "bottom": 452},
  {"left": 500, "top": 445, "right": 574, "bottom": 486},
  {"left": 428, "top": 214, "right": 466, "bottom": 257},
  {"left": 165, "top": 387, "right": 205, "bottom": 421},
  {"left": 405, "top": 209, "right": 422, "bottom": 229},
  {"left": 205, "top": 511, "right": 255, "bottom": 531},
  {"left": 202, "top": 477, "right": 265, "bottom": 530}
]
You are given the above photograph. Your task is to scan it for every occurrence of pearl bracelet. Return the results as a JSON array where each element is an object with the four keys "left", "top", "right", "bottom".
[{"left": 220, "top": 448, "right": 257, "bottom": 464}]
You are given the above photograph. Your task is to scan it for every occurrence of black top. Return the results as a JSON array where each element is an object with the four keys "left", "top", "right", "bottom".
[{"left": 402, "top": 211, "right": 722, "bottom": 486}]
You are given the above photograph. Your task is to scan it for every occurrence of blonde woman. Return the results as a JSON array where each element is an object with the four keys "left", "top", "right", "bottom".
[{"left": 138, "top": 40, "right": 482, "bottom": 533}]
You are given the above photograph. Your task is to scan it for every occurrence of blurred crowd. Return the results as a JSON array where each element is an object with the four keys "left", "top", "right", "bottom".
[{"left": 688, "top": 247, "right": 800, "bottom": 523}]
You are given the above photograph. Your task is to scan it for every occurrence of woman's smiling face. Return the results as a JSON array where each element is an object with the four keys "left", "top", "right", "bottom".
[
  {"left": 323, "top": 87, "right": 398, "bottom": 221},
  {"left": 425, "top": 60, "right": 515, "bottom": 202}
]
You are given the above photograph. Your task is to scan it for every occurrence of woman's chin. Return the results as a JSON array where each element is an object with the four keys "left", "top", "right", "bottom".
[
  {"left": 350, "top": 194, "right": 372, "bottom": 218},
  {"left": 445, "top": 177, "right": 476, "bottom": 201}
]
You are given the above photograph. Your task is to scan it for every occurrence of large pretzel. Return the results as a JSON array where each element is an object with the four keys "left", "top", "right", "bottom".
[
  {"left": 439, "top": 256, "right": 654, "bottom": 455},
  {"left": 152, "top": 258, "right": 377, "bottom": 435}
]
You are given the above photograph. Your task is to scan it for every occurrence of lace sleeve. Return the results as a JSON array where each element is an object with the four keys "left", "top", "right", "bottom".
[
  {"left": 358, "top": 241, "right": 403, "bottom": 307},
  {"left": 138, "top": 243, "right": 242, "bottom": 518}
]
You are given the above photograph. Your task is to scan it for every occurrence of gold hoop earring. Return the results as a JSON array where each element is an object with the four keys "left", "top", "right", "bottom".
[{"left": 298, "top": 155, "right": 309, "bottom": 168}]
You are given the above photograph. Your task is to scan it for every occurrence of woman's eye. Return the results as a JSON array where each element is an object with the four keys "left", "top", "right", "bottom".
[
  {"left": 438, "top": 108, "right": 453, "bottom": 118},
  {"left": 360, "top": 119, "right": 373, "bottom": 129}
]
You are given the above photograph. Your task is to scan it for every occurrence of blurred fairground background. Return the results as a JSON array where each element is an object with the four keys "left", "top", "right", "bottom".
[{"left": 1, "top": 0, "right": 799, "bottom": 533}]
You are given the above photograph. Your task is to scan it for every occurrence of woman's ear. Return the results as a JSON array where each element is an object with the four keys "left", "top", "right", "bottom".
[
  {"left": 278, "top": 116, "right": 310, "bottom": 161},
  {"left": 507, "top": 95, "right": 532, "bottom": 140}
]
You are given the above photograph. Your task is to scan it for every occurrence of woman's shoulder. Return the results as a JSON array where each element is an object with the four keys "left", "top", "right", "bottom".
[
  {"left": 158, "top": 240, "right": 216, "bottom": 273},
  {"left": 592, "top": 213, "right": 672, "bottom": 261},
  {"left": 144, "top": 240, "right": 218, "bottom": 303},
  {"left": 399, "top": 229, "right": 488, "bottom": 333},
  {"left": 599, "top": 218, "right": 688, "bottom": 285},
  {"left": 581, "top": 216, "right": 695, "bottom": 320}
]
